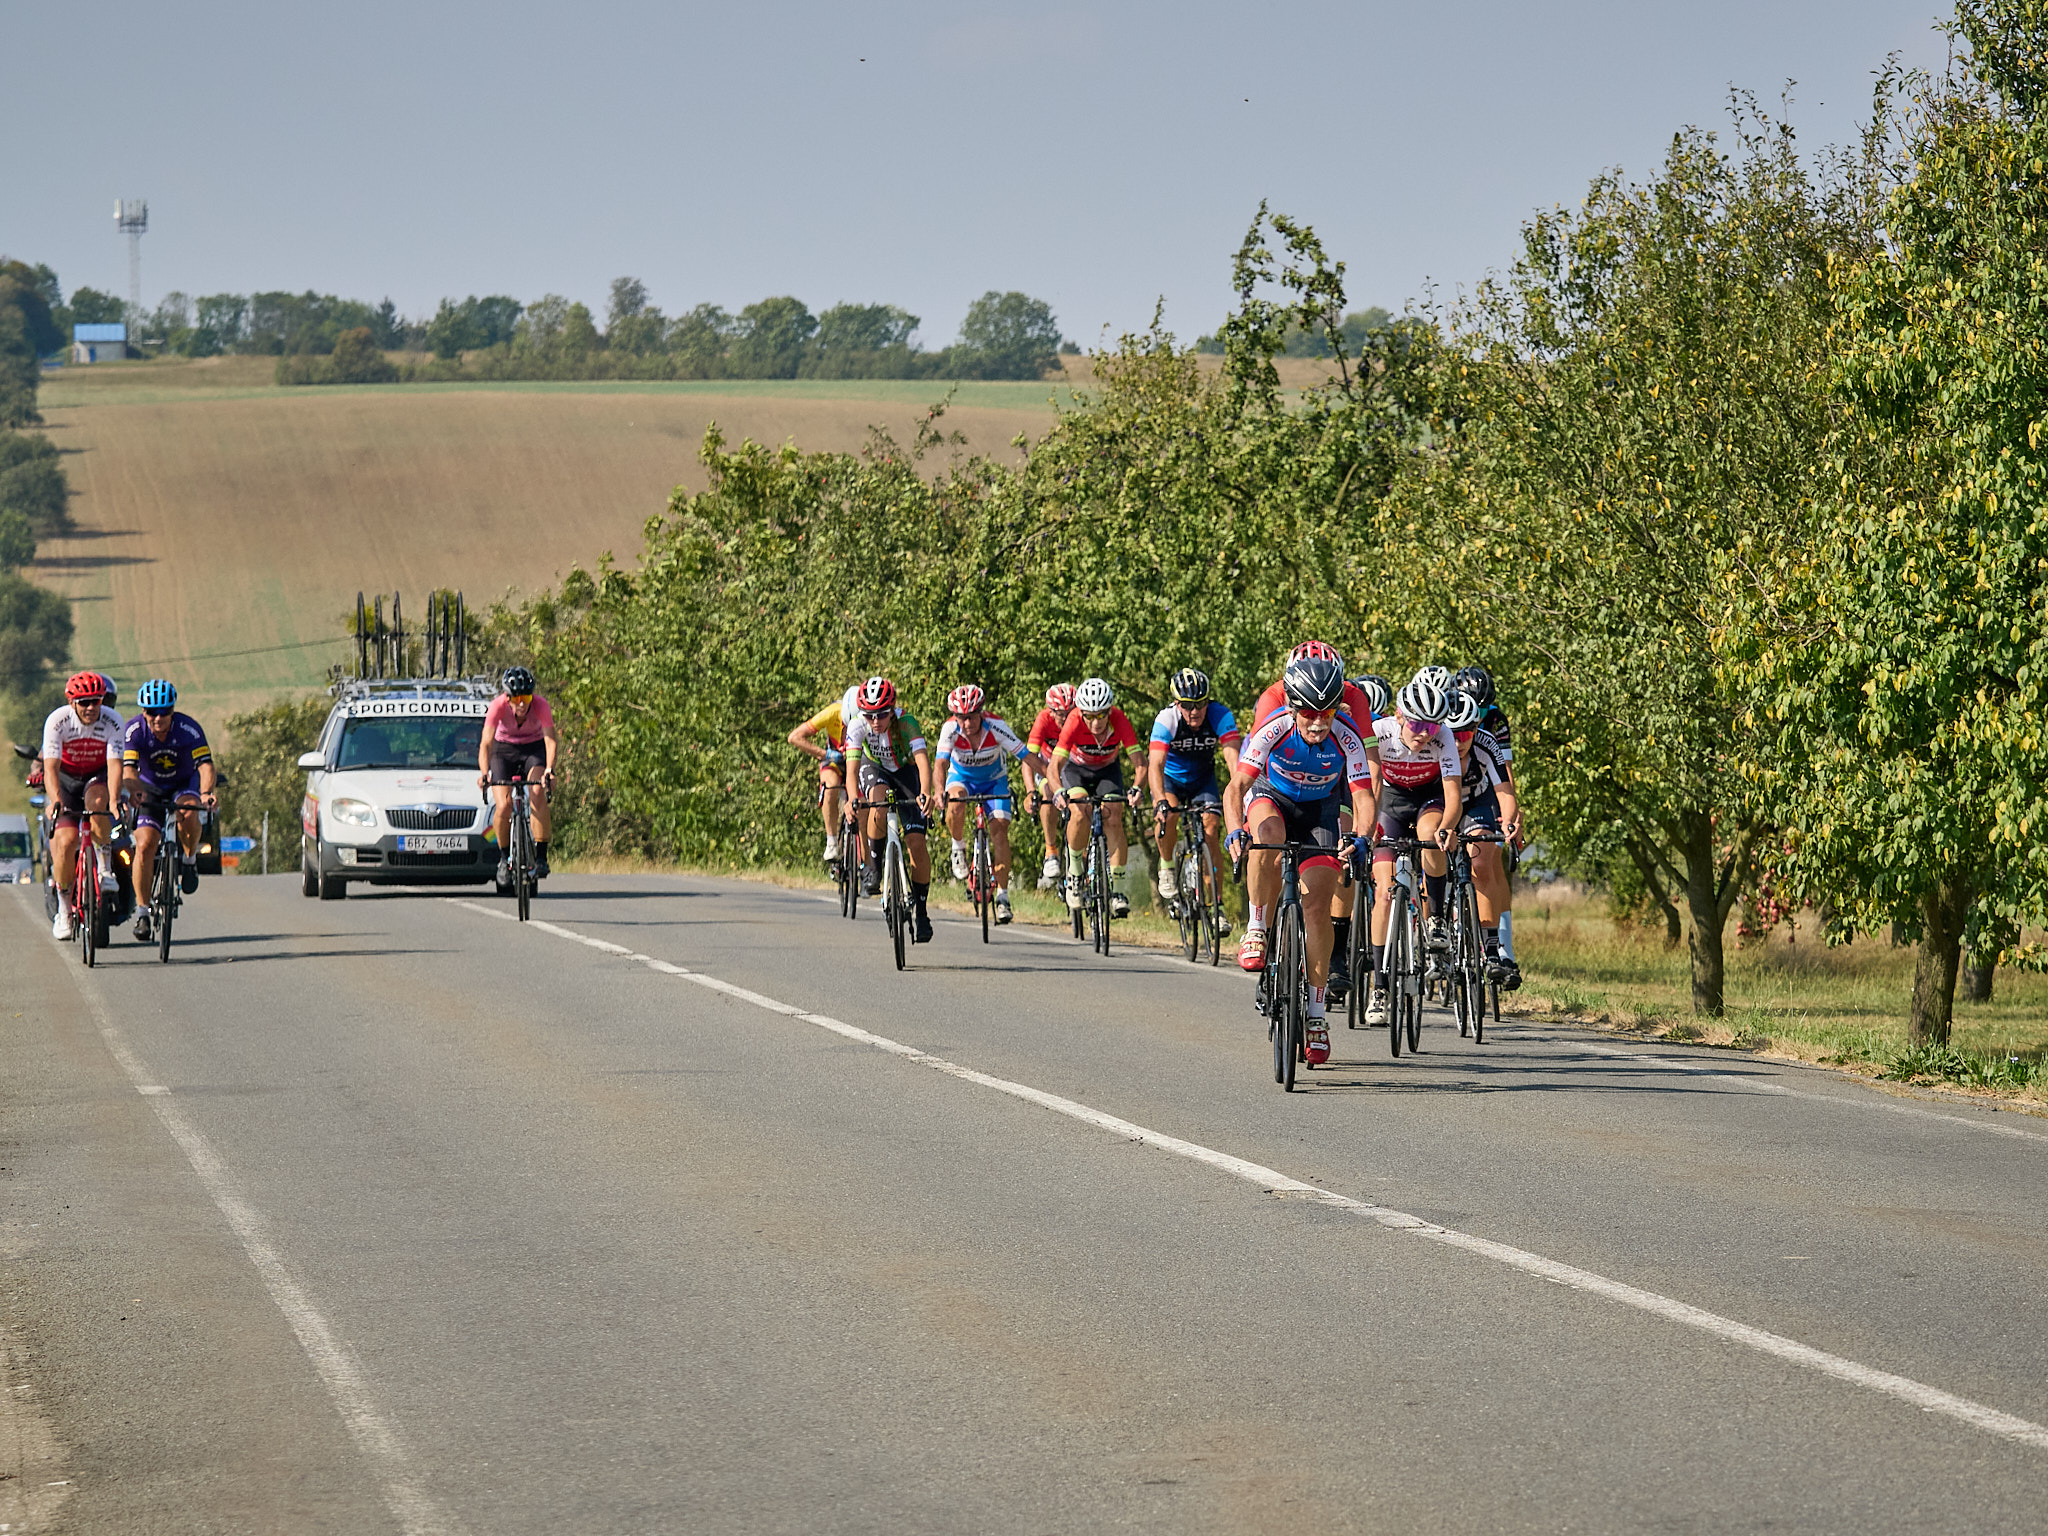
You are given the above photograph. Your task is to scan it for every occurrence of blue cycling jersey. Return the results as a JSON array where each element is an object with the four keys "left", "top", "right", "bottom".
[
  {"left": 1149, "top": 702, "right": 1241, "bottom": 783},
  {"left": 1239, "top": 713, "right": 1373, "bottom": 801}
]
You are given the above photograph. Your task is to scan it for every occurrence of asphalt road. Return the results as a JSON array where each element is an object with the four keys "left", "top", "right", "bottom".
[{"left": 7, "top": 871, "right": 2048, "bottom": 1534}]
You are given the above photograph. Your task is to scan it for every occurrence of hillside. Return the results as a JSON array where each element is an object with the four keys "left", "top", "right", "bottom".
[{"left": 29, "top": 359, "right": 1076, "bottom": 729}]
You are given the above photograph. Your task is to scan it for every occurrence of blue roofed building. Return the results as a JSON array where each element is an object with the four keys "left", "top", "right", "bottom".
[{"left": 72, "top": 323, "right": 128, "bottom": 363}]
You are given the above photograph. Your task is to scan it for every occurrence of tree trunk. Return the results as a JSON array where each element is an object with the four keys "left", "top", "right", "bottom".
[
  {"left": 1909, "top": 877, "right": 1974, "bottom": 1046},
  {"left": 1624, "top": 837, "right": 1683, "bottom": 949},
  {"left": 1962, "top": 959, "right": 1995, "bottom": 1003},
  {"left": 1680, "top": 810, "right": 1727, "bottom": 1016}
]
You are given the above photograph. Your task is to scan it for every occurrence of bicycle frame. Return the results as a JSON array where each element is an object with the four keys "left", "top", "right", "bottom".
[
  {"left": 1374, "top": 835, "right": 1429, "bottom": 1056},
  {"left": 1236, "top": 838, "right": 1329, "bottom": 1091},
  {"left": 1074, "top": 788, "right": 1126, "bottom": 957},
  {"left": 1164, "top": 799, "right": 1225, "bottom": 966}
]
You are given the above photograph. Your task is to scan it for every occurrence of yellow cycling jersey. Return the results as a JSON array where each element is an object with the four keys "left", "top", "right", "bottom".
[{"left": 801, "top": 697, "right": 849, "bottom": 750}]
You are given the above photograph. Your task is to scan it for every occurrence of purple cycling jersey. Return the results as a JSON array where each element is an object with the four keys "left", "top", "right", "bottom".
[{"left": 122, "top": 711, "right": 212, "bottom": 789}]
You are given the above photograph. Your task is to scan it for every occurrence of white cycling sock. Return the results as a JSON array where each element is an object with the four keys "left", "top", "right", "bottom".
[
  {"left": 1308, "top": 985, "right": 1327, "bottom": 1020},
  {"left": 1498, "top": 911, "right": 1515, "bottom": 958},
  {"left": 59, "top": 889, "right": 73, "bottom": 917},
  {"left": 951, "top": 838, "right": 966, "bottom": 855},
  {"left": 1248, "top": 903, "right": 1268, "bottom": 931}
]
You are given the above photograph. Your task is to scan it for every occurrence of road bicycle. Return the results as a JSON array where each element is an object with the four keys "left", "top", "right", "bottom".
[
  {"left": 953, "top": 792, "right": 1006, "bottom": 944},
  {"left": 835, "top": 800, "right": 865, "bottom": 920},
  {"left": 1066, "top": 787, "right": 1126, "bottom": 956},
  {"left": 1446, "top": 829, "right": 1507, "bottom": 1043},
  {"left": 71, "top": 811, "right": 113, "bottom": 968},
  {"left": 1160, "top": 797, "right": 1225, "bottom": 966},
  {"left": 1344, "top": 842, "right": 1376, "bottom": 1031},
  {"left": 853, "top": 788, "right": 918, "bottom": 970},
  {"left": 130, "top": 790, "right": 196, "bottom": 964},
  {"left": 1233, "top": 837, "right": 1327, "bottom": 1092},
  {"left": 487, "top": 774, "right": 545, "bottom": 922},
  {"left": 1374, "top": 834, "right": 1431, "bottom": 1057}
]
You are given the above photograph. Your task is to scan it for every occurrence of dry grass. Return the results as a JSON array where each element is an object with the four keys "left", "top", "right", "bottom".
[
  {"left": 1504, "top": 884, "right": 2048, "bottom": 1102},
  {"left": 30, "top": 365, "right": 1059, "bottom": 727}
]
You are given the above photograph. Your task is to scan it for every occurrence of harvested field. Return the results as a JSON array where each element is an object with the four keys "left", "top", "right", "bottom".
[{"left": 31, "top": 374, "right": 1059, "bottom": 727}]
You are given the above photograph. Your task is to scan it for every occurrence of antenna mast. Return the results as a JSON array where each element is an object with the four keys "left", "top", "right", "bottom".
[{"left": 115, "top": 199, "right": 148, "bottom": 323}]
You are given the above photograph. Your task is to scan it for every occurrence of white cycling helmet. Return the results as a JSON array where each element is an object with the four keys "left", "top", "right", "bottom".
[
  {"left": 1398, "top": 678, "right": 1449, "bottom": 723},
  {"left": 1443, "top": 689, "right": 1483, "bottom": 731},
  {"left": 1413, "top": 664, "right": 1453, "bottom": 694},
  {"left": 1075, "top": 677, "right": 1115, "bottom": 713}
]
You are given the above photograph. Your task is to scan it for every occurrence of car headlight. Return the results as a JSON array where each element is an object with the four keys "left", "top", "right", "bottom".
[{"left": 329, "top": 798, "right": 377, "bottom": 828}]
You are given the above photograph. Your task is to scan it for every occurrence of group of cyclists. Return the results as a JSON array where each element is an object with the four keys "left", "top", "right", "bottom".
[
  {"left": 39, "top": 669, "right": 218, "bottom": 944},
  {"left": 789, "top": 644, "right": 1527, "bottom": 1064}
]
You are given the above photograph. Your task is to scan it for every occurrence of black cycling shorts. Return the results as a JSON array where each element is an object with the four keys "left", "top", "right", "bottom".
[
  {"left": 1374, "top": 779, "right": 1447, "bottom": 862},
  {"left": 858, "top": 761, "right": 927, "bottom": 836},
  {"left": 54, "top": 767, "right": 108, "bottom": 829},
  {"left": 1243, "top": 778, "right": 1343, "bottom": 871},
  {"left": 1460, "top": 789, "right": 1502, "bottom": 837},
  {"left": 1060, "top": 760, "right": 1125, "bottom": 801},
  {"left": 488, "top": 741, "right": 548, "bottom": 784}
]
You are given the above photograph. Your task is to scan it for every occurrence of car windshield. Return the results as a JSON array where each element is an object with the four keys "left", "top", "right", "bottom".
[
  {"left": 335, "top": 716, "right": 482, "bottom": 770},
  {"left": 0, "top": 832, "right": 27, "bottom": 858}
]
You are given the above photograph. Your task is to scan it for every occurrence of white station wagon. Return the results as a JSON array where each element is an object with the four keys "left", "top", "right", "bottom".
[{"left": 299, "top": 678, "right": 500, "bottom": 900}]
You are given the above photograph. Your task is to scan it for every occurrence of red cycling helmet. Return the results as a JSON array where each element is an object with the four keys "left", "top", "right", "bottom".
[
  {"left": 1045, "top": 683, "right": 1076, "bottom": 713},
  {"left": 948, "top": 683, "right": 985, "bottom": 718},
  {"left": 65, "top": 671, "right": 103, "bottom": 701},
  {"left": 1289, "top": 640, "right": 1344, "bottom": 671},
  {"left": 857, "top": 676, "right": 897, "bottom": 714}
]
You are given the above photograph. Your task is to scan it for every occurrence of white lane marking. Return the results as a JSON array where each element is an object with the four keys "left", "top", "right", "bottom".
[
  {"left": 57, "top": 970, "right": 459, "bottom": 1536},
  {"left": 451, "top": 898, "right": 2048, "bottom": 1452},
  {"left": 1573, "top": 1041, "right": 2048, "bottom": 1143}
]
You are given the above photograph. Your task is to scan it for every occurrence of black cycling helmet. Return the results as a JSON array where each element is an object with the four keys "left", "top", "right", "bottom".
[
  {"left": 1169, "top": 667, "right": 1210, "bottom": 705},
  {"left": 502, "top": 665, "right": 537, "bottom": 696},
  {"left": 1283, "top": 655, "right": 1346, "bottom": 713},
  {"left": 1352, "top": 673, "right": 1394, "bottom": 718},
  {"left": 1454, "top": 664, "right": 1496, "bottom": 709}
]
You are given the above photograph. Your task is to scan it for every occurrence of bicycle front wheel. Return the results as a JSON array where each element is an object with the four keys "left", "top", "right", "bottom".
[
  {"left": 1278, "top": 904, "right": 1303, "bottom": 1091},
  {"left": 79, "top": 868, "right": 97, "bottom": 969},
  {"left": 976, "top": 831, "right": 992, "bottom": 944},
  {"left": 514, "top": 817, "right": 532, "bottom": 922},
  {"left": 1091, "top": 839, "right": 1111, "bottom": 957},
  {"left": 1402, "top": 898, "right": 1425, "bottom": 1054},
  {"left": 1388, "top": 895, "right": 1410, "bottom": 1058},
  {"left": 156, "top": 860, "right": 175, "bottom": 963},
  {"left": 1176, "top": 848, "right": 1198, "bottom": 962},
  {"left": 887, "top": 842, "right": 908, "bottom": 971}
]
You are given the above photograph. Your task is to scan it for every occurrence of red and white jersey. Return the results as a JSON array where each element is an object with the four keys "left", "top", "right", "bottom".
[
  {"left": 1372, "top": 715, "right": 1460, "bottom": 790},
  {"left": 42, "top": 703, "right": 126, "bottom": 776},
  {"left": 936, "top": 714, "right": 1030, "bottom": 772}
]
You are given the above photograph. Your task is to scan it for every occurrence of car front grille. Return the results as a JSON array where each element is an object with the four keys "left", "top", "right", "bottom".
[
  {"left": 387, "top": 807, "right": 477, "bottom": 831},
  {"left": 386, "top": 849, "right": 478, "bottom": 868}
]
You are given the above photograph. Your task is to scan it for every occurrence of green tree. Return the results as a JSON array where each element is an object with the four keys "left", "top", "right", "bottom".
[
  {"left": 952, "top": 291, "right": 1061, "bottom": 378},
  {"left": 214, "top": 696, "right": 331, "bottom": 847},
  {"left": 811, "top": 303, "right": 919, "bottom": 379},
  {"left": 329, "top": 326, "right": 397, "bottom": 384},
  {"left": 1735, "top": 0, "right": 2048, "bottom": 1043},
  {"left": 1367, "top": 114, "right": 1875, "bottom": 1015},
  {"left": 190, "top": 293, "right": 248, "bottom": 356},
  {"left": 730, "top": 297, "right": 817, "bottom": 378},
  {"left": 0, "top": 570, "right": 72, "bottom": 699},
  {"left": 0, "top": 508, "right": 32, "bottom": 570},
  {"left": 0, "top": 260, "right": 64, "bottom": 427},
  {"left": 0, "top": 432, "right": 67, "bottom": 534},
  {"left": 66, "top": 287, "right": 126, "bottom": 326},
  {"left": 665, "top": 304, "right": 731, "bottom": 376}
]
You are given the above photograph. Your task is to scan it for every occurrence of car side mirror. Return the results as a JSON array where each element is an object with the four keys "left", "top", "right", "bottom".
[{"left": 297, "top": 752, "right": 325, "bottom": 770}]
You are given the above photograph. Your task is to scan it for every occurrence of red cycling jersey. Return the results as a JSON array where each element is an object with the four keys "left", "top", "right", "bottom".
[
  {"left": 1028, "top": 707, "right": 1069, "bottom": 761},
  {"left": 1054, "top": 707, "right": 1138, "bottom": 769},
  {"left": 1251, "top": 679, "right": 1375, "bottom": 734}
]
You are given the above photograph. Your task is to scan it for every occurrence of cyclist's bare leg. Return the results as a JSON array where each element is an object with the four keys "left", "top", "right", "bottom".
[
  {"left": 1417, "top": 808, "right": 1449, "bottom": 930},
  {"left": 176, "top": 800, "right": 201, "bottom": 859},
  {"left": 1202, "top": 808, "right": 1226, "bottom": 882},
  {"left": 491, "top": 783, "right": 514, "bottom": 849},
  {"left": 1331, "top": 809, "right": 1353, "bottom": 923},
  {"left": 1064, "top": 794, "right": 1090, "bottom": 855},
  {"left": 1245, "top": 808, "right": 1285, "bottom": 920},
  {"left": 51, "top": 820, "right": 77, "bottom": 900},
  {"left": 1156, "top": 800, "right": 1180, "bottom": 865},
  {"left": 943, "top": 787, "right": 969, "bottom": 842},
  {"left": 133, "top": 822, "right": 160, "bottom": 909},
  {"left": 1370, "top": 858, "right": 1397, "bottom": 946},
  {"left": 819, "top": 764, "right": 843, "bottom": 843},
  {"left": 1302, "top": 863, "right": 1340, "bottom": 986},
  {"left": 1038, "top": 796, "right": 1063, "bottom": 859},
  {"left": 905, "top": 831, "right": 931, "bottom": 884},
  {"left": 526, "top": 767, "right": 552, "bottom": 843},
  {"left": 1105, "top": 801, "right": 1127, "bottom": 869},
  {"left": 991, "top": 817, "right": 1012, "bottom": 888}
]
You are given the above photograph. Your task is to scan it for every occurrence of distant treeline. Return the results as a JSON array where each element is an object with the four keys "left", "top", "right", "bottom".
[
  {"left": 67, "top": 274, "right": 1075, "bottom": 383},
  {"left": 0, "top": 258, "right": 76, "bottom": 744}
]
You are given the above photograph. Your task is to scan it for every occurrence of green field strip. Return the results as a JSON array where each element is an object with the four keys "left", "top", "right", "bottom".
[{"left": 40, "top": 377, "right": 1082, "bottom": 412}]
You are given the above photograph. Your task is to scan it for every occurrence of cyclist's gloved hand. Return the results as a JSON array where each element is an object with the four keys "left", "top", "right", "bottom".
[
  {"left": 1225, "top": 828, "right": 1248, "bottom": 857},
  {"left": 1350, "top": 833, "right": 1371, "bottom": 870}
]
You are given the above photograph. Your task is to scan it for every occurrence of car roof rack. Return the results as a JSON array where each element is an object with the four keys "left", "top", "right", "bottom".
[{"left": 330, "top": 590, "right": 501, "bottom": 698}]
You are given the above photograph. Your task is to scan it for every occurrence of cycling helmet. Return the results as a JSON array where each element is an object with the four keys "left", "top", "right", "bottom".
[
  {"left": 1397, "top": 678, "right": 1449, "bottom": 723},
  {"left": 1353, "top": 673, "right": 1394, "bottom": 718},
  {"left": 947, "top": 683, "right": 985, "bottom": 717},
  {"left": 65, "top": 671, "right": 103, "bottom": 702},
  {"left": 502, "top": 665, "right": 536, "bottom": 696},
  {"left": 137, "top": 679, "right": 177, "bottom": 711},
  {"left": 1283, "top": 655, "right": 1346, "bottom": 713},
  {"left": 1444, "top": 689, "right": 1483, "bottom": 731},
  {"left": 1289, "top": 639, "right": 1345, "bottom": 672},
  {"left": 857, "top": 676, "right": 897, "bottom": 714},
  {"left": 99, "top": 674, "right": 119, "bottom": 704},
  {"left": 1075, "top": 677, "right": 1115, "bottom": 713},
  {"left": 1454, "top": 664, "right": 1496, "bottom": 708},
  {"left": 1414, "top": 663, "right": 1453, "bottom": 694},
  {"left": 1169, "top": 667, "right": 1210, "bottom": 705},
  {"left": 1045, "top": 683, "right": 1076, "bottom": 713}
]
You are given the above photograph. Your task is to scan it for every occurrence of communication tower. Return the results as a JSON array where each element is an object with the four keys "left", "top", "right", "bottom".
[{"left": 115, "top": 199, "right": 147, "bottom": 320}]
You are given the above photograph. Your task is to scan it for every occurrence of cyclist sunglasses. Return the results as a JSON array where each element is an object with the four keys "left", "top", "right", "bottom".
[{"left": 1293, "top": 706, "right": 1337, "bottom": 724}]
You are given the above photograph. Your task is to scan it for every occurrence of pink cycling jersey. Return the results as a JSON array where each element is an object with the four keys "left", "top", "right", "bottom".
[{"left": 484, "top": 693, "right": 554, "bottom": 745}]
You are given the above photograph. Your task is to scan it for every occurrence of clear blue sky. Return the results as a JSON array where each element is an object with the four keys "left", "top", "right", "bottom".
[{"left": 8, "top": 0, "right": 1948, "bottom": 346}]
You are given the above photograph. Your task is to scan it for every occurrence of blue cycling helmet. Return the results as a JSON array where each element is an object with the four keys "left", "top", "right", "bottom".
[{"left": 137, "top": 678, "right": 177, "bottom": 710}]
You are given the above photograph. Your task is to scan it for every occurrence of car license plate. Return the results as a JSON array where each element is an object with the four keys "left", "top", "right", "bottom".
[{"left": 400, "top": 834, "right": 468, "bottom": 853}]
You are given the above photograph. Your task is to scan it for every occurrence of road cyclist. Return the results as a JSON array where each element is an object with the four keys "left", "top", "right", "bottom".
[
  {"left": 1223, "top": 653, "right": 1381, "bottom": 1067},
  {"left": 1026, "top": 683, "right": 1076, "bottom": 889},
  {"left": 42, "top": 672, "right": 126, "bottom": 942},
  {"left": 1148, "top": 667, "right": 1240, "bottom": 930},
  {"left": 1362, "top": 672, "right": 1466, "bottom": 1027},
  {"left": 1250, "top": 642, "right": 1380, "bottom": 1006},
  {"left": 112, "top": 680, "right": 217, "bottom": 946},
  {"left": 935, "top": 684, "right": 1045, "bottom": 928},
  {"left": 1446, "top": 685, "right": 1524, "bottom": 990},
  {"left": 477, "top": 666, "right": 561, "bottom": 887},
  {"left": 846, "top": 676, "right": 938, "bottom": 945},
  {"left": 1052, "top": 678, "right": 1144, "bottom": 920},
  {"left": 787, "top": 681, "right": 862, "bottom": 868}
]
